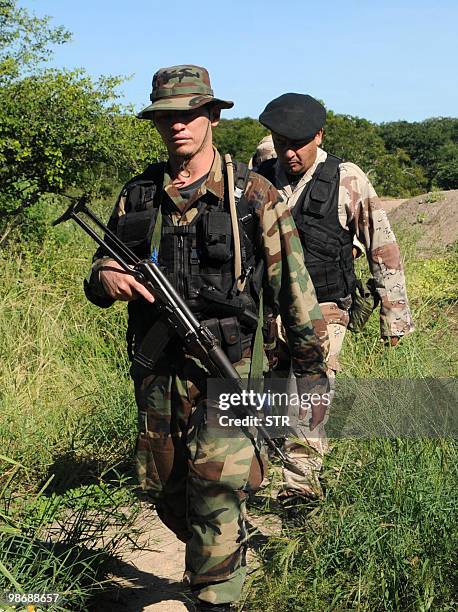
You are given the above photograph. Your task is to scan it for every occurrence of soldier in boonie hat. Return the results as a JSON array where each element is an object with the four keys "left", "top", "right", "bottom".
[
  {"left": 137, "top": 64, "right": 233, "bottom": 119},
  {"left": 85, "top": 64, "right": 329, "bottom": 611}
]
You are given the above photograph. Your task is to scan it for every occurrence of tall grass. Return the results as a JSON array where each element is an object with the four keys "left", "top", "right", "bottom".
[
  {"left": 0, "top": 457, "right": 141, "bottom": 611},
  {"left": 245, "top": 438, "right": 457, "bottom": 611},
  {"left": 0, "top": 196, "right": 141, "bottom": 609},
  {"left": 244, "top": 227, "right": 457, "bottom": 611},
  {"left": 0, "top": 197, "right": 456, "bottom": 610},
  {"left": 0, "top": 197, "right": 137, "bottom": 484}
]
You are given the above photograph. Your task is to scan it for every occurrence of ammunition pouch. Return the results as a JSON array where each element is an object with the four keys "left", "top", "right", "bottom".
[
  {"left": 131, "top": 313, "right": 251, "bottom": 380},
  {"left": 201, "top": 211, "right": 233, "bottom": 262},
  {"left": 198, "top": 286, "right": 259, "bottom": 331},
  {"left": 202, "top": 316, "right": 250, "bottom": 364}
]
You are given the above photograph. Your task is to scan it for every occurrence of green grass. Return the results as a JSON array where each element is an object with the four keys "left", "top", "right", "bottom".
[
  {"left": 245, "top": 438, "right": 457, "bottom": 611},
  {"left": 0, "top": 457, "right": 141, "bottom": 611},
  {"left": 0, "top": 198, "right": 456, "bottom": 610},
  {"left": 0, "top": 197, "right": 137, "bottom": 484},
  {"left": 0, "top": 195, "right": 141, "bottom": 610},
  {"left": 243, "top": 227, "right": 457, "bottom": 611}
]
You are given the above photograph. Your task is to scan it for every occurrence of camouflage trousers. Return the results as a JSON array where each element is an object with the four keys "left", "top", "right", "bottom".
[
  {"left": 282, "top": 301, "right": 349, "bottom": 498},
  {"left": 134, "top": 350, "right": 265, "bottom": 606}
]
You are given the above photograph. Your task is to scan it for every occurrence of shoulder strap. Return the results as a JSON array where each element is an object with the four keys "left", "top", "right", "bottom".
[
  {"left": 121, "top": 162, "right": 166, "bottom": 205},
  {"left": 233, "top": 160, "right": 251, "bottom": 198},
  {"left": 308, "top": 154, "right": 341, "bottom": 213},
  {"left": 140, "top": 161, "right": 167, "bottom": 182},
  {"left": 222, "top": 156, "right": 254, "bottom": 293},
  {"left": 121, "top": 162, "right": 166, "bottom": 258},
  {"left": 224, "top": 154, "right": 245, "bottom": 292},
  {"left": 292, "top": 154, "right": 342, "bottom": 219}
]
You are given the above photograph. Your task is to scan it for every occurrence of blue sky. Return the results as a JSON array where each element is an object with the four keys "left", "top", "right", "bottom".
[{"left": 23, "top": 0, "right": 458, "bottom": 123}]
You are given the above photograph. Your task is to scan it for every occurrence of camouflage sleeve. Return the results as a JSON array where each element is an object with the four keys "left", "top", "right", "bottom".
[
  {"left": 246, "top": 172, "right": 328, "bottom": 377},
  {"left": 341, "top": 162, "right": 415, "bottom": 338}
]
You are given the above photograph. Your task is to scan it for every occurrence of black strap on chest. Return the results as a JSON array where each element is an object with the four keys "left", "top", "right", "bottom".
[
  {"left": 292, "top": 154, "right": 342, "bottom": 220},
  {"left": 231, "top": 160, "right": 252, "bottom": 268},
  {"left": 122, "top": 162, "right": 166, "bottom": 211}
]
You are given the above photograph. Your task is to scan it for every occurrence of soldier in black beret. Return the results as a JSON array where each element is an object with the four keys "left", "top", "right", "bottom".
[
  {"left": 258, "top": 93, "right": 327, "bottom": 177},
  {"left": 259, "top": 93, "right": 326, "bottom": 142},
  {"left": 255, "top": 92, "right": 414, "bottom": 513}
]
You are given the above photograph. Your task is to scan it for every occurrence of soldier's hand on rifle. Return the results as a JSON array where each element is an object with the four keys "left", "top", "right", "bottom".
[{"left": 98, "top": 259, "right": 155, "bottom": 303}]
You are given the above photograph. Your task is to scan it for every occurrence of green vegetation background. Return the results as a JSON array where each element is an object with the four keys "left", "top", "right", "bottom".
[
  {"left": 0, "top": 2, "right": 457, "bottom": 610},
  {"left": 1, "top": 192, "right": 456, "bottom": 611}
]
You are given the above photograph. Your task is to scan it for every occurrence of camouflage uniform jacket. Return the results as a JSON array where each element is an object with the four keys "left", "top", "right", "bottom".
[
  {"left": 85, "top": 148, "right": 328, "bottom": 377},
  {"left": 270, "top": 147, "right": 415, "bottom": 338}
]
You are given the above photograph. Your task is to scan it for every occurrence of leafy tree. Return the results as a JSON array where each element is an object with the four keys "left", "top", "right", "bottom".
[
  {"left": 0, "top": 0, "right": 71, "bottom": 81},
  {"left": 0, "top": 1, "right": 165, "bottom": 236},
  {"left": 324, "top": 112, "right": 427, "bottom": 197},
  {"left": 213, "top": 118, "right": 268, "bottom": 163},
  {"left": 214, "top": 112, "right": 427, "bottom": 197},
  {"left": 435, "top": 142, "right": 458, "bottom": 190},
  {"left": 109, "top": 114, "right": 167, "bottom": 184},
  {"left": 0, "top": 69, "right": 164, "bottom": 218},
  {"left": 379, "top": 118, "right": 458, "bottom": 190}
]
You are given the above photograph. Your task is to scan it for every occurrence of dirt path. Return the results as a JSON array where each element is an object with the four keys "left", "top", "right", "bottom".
[
  {"left": 92, "top": 506, "right": 191, "bottom": 611},
  {"left": 92, "top": 502, "right": 280, "bottom": 612}
]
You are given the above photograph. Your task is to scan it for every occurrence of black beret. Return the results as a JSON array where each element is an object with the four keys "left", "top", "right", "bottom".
[{"left": 259, "top": 93, "right": 326, "bottom": 141}]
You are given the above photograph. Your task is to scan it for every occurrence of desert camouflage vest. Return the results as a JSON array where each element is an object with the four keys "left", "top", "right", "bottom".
[
  {"left": 258, "top": 154, "right": 357, "bottom": 304},
  {"left": 115, "top": 161, "right": 263, "bottom": 357}
]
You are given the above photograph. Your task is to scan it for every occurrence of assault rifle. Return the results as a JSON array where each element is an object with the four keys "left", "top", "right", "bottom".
[{"left": 53, "top": 196, "right": 306, "bottom": 477}]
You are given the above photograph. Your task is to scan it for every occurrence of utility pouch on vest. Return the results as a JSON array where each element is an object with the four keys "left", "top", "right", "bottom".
[
  {"left": 302, "top": 230, "right": 340, "bottom": 261},
  {"left": 117, "top": 208, "right": 156, "bottom": 249},
  {"left": 201, "top": 316, "right": 243, "bottom": 363},
  {"left": 199, "top": 286, "right": 258, "bottom": 331},
  {"left": 220, "top": 316, "right": 243, "bottom": 363},
  {"left": 202, "top": 211, "right": 233, "bottom": 262}
]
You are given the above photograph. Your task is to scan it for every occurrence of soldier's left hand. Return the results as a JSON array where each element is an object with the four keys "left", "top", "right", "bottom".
[{"left": 296, "top": 375, "right": 330, "bottom": 431}]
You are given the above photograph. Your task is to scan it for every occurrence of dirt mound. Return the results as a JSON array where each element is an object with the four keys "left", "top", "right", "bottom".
[{"left": 385, "top": 189, "right": 458, "bottom": 256}]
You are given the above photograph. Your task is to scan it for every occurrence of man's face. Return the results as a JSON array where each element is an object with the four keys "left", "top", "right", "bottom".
[
  {"left": 153, "top": 105, "right": 220, "bottom": 158},
  {"left": 272, "top": 130, "right": 323, "bottom": 175}
]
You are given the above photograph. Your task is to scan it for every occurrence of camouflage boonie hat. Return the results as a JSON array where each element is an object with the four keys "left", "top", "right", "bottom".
[{"left": 137, "top": 64, "right": 234, "bottom": 119}]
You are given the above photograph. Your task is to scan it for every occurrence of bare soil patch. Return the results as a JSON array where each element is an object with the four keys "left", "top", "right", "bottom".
[
  {"left": 384, "top": 189, "right": 458, "bottom": 256},
  {"left": 90, "top": 502, "right": 281, "bottom": 611}
]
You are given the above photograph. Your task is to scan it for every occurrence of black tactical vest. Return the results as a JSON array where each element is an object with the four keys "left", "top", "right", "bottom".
[
  {"left": 113, "top": 161, "right": 263, "bottom": 357},
  {"left": 258, "top": 155, "right": 357, "bottom": 304}
]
